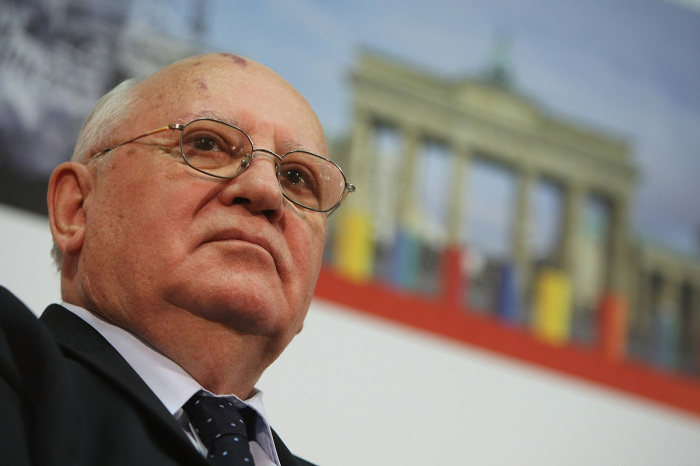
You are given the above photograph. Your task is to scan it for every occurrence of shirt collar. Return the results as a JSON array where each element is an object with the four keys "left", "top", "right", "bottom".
[{"left": 59, "top": 303, "right": 268, "bottom": 417}]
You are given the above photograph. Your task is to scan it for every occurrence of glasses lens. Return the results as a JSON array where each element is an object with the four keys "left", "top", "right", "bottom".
[
  {"left": 279, "top": 151, "right": 347, "bottom": 212},
  {"left": 181, "top": 120, "right": 253, "bottom": 178}
]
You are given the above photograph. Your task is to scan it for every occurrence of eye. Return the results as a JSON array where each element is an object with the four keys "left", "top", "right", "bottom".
[
  {"left": 281, "top": 168, "right": 305, "bottom": 186},
  {"left": 280, "top": 165, "right": 318, "bottom": 194},
  {"left": 182, "top": 130, "right": 237, "bottom": 170},
  {"left": 193, "top": 136, "right": 219, "bottom": 151}
]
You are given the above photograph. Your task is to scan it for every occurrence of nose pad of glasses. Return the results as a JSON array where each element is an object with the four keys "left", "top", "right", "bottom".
[{"left": 240, "top": 154, "right": 252, "bottom": 170}]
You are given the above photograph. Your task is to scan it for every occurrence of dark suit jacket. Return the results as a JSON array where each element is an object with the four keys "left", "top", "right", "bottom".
[{"left": 0, "top": 286, "right": 314, "bottom": 466}]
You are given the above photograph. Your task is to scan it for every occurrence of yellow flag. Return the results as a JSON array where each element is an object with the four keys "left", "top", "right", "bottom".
[
  {"left": 334, "top": 209, "right": 374, "bottom": 282},
  {"left": 533, "top": 268, "right": 572, "bottom": 345}
]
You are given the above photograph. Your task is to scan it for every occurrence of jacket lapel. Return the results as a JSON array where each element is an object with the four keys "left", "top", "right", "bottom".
[
  {"left": 40, "top": 304, "right": 206, "bottom": 464},
  {"left": 273, "top": 429, "right": 316, "bottom": 466}
]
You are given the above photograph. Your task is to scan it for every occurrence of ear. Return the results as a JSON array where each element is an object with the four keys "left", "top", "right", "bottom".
[{"left": 47, "top": 162, "right": 93, "bottom": 258}]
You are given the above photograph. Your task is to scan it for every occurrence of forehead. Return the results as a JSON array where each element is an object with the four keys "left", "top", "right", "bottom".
[{"left": 130, "top": 56, "right": 326, "bottom": 153}]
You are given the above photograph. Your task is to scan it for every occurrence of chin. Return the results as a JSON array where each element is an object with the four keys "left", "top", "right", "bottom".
[
  {"left": 165, "top": 272, "right": 299, "bottom": 333},
  {"left": 193, "top": 291, "right": 291, "bottom": 335}
]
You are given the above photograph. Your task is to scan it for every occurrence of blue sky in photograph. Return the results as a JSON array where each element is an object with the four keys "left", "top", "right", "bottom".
[{"left": 149, "top": 0, "right": 700, "bottom": 254}]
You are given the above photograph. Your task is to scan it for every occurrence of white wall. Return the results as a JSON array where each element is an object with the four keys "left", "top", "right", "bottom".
[
  {"left": 264, "top": 300, "right": 700, "bottom": 465},
  {"left": 0, "top": 204, "right": 60, "bottom": 312},
  {"left": 3, "top": 204, "right": 700, "bottom": 465}
]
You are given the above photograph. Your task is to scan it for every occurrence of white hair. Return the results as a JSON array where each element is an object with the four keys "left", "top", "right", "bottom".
[
  {"left": 51, "top": 76, "right": 144, "bottom": 269},
  {"left": 71, "top": 76, "right": 144, "bottom": 162}
]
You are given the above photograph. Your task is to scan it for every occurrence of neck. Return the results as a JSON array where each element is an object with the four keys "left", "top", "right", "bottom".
[
  {"left": 67, "top": 293, "right": 276, "bottom": 398},
  {"left": 132, "top": 310, "right": 281, "bottom": 398},
  {"left": 63, "top": 273, "right": 284, "bottom": 397}
]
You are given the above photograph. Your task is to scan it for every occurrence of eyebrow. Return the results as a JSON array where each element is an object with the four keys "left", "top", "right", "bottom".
[{"left": 188, "top": 111, "right": 239, "bottom": 127}]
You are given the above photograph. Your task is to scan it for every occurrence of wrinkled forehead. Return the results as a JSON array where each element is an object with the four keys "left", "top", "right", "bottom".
[{"left": 128, "top": 55, "right": 326, "bottom": 152}]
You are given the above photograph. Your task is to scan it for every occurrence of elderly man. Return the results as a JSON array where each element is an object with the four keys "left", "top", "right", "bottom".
[{"left": 0, "top": 53, "right": 353, "bottom": 465}]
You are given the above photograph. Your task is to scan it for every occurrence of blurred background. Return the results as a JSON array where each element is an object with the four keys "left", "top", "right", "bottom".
[{"left": 1, "top": 0, "right": 700, "bottom": 464}]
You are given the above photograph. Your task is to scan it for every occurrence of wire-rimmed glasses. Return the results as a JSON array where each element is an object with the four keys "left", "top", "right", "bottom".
[{"left": 90, "top": 118, "right": 355, "bottom": 213}]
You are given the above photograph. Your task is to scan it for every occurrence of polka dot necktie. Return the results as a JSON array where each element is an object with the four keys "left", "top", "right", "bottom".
[{"left": 183, "top": 390, "right": 256, "bottom": 465}]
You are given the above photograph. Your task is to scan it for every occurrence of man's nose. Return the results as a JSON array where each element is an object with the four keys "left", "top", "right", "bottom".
[{"left": 217, "top": 154, "right": 284, "bottom": 223}]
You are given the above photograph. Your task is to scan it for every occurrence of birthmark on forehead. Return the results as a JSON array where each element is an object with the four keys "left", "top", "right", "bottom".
[
  {"left": 218, "top": 53, "right": 248, "bottom": 68},
  {"left": 194, "top": 78, "right": 208, "bottom": 91},
  {"left": 192, "top": 61, "right": 202, "bottom": 66}
]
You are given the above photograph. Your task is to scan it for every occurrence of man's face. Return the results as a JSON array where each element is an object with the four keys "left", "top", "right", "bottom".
[{"left": 77, "top": 55, "right": 328, "bottom": 354}]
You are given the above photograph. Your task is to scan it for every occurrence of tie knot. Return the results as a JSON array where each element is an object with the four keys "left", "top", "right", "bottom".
[{"left": 183, "top": 390, "right": 256, "bottom": 465}]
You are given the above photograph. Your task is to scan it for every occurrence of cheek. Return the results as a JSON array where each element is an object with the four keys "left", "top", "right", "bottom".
[
  {"left": 87, "top": 163, "right": 189, "bottom": 265},
  {"left": 287, "top": 215, "right": 326, "bottom": 283}
]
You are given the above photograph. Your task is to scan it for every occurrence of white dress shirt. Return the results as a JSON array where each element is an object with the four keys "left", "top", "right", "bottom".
[{"left": 60, "top": 302, "right": 279, "bottom": 466}]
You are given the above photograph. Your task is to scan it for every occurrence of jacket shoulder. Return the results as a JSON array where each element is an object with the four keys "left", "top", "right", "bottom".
[
  {"left": 0, "top": 286, "right": 65, "bottom": 383},
  {"left": 0, "top": 287, "right": 208, "bottom": 465},
  {"left": 0, "top": 286, "right": 84, "bottom": 464}
]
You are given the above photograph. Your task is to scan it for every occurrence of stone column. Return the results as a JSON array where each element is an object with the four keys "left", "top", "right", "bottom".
[
  {"left": 447, "top": 144, "right": 471, "bottom": 244},
  {"left": 559, "top": 181, "right": 585, "bottom": 276},
  {"left": 397, "top": 125, "right": 421, "bottom": 229},
  {"left": 333, "top": 109, "right": 375, "bottom": 281},
  {"left": 631, "top": 267, "right": 650, "bottom": 336},
  {"left": 513, "top": 168, "right": 535, "bottom": 293},
  {"left": 608, "top": 195, "right": 631, "bottom": 295},
  {"left": 656, "top": 274, "right": 682, "bottom": 368},
  {"left": 629, "top": 268, "right": 657, "bottom": 352},
  {"left": 690, "top": 281, "right": 700, "bottom": 340},
  {"left": 347, "top": 109, "right": 373, "bottom": 207},
  {"left": 689, "top": 282, "right": 700, "bottom": 372}
]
